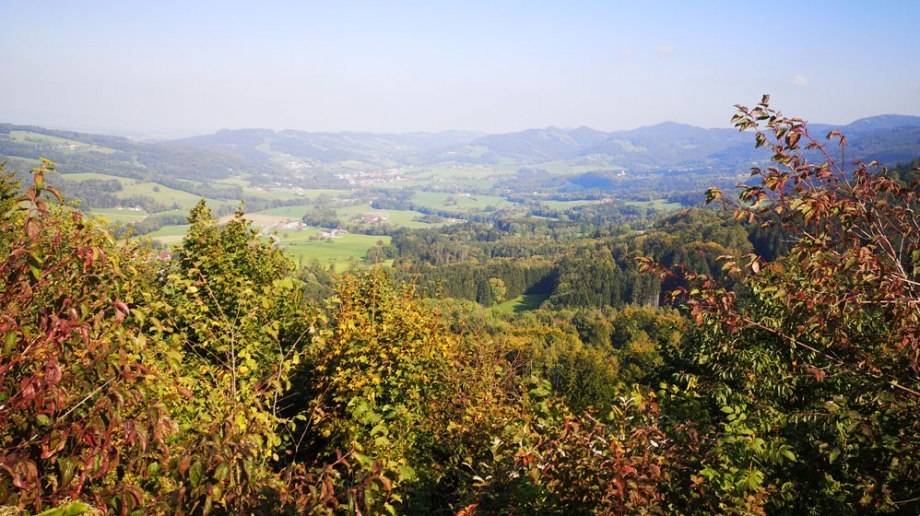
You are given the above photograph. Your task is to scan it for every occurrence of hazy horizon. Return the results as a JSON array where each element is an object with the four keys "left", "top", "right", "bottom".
[{"left": 3, "top": 1, "right": 919, "bottom": 138}]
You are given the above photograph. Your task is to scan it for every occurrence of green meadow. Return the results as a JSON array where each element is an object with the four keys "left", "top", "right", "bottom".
[
  {"left": 335, "top": 204, "right": 439, "bottom": 228},
  {"left": 147, "top": 224, "right": 191, "bottom": 243},
  {"left": 8, "top": 131, "right": 117, "bottom": 154},
  {"left": 89, "top": 207, "right": 150, "bottom": 223},
  {"left": 276, "top": 231, "right": 390, "bottom": 271},
  {"left": 114, "top": 182, "right": 221, "bottom": 210},
  {"left": 411, "top": 191, "right": 512, "bottom": 212},
  {"left": 59, "top": 172, "right": 134, "bottom": 183},
  {"left": 253, "top": 204, "right": 314, "bottom": 218},
  {"left": 492, "top": 292, "right": 550, "bottom": 314},
  {"left": 148, "top": 221, "right": 389, "bottom": 271}
]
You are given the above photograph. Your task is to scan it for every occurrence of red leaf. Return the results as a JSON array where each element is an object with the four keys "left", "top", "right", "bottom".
[{"left": 114, "top": 301, "right": 130, "bottom": 322}]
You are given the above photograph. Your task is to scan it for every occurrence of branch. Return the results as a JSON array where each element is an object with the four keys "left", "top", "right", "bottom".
[{"left": 741, "top": 317, "right": 920, "bottom": 399}]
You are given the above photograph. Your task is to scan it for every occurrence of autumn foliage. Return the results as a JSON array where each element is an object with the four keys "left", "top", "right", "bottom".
[
  {"left": 2, "top": 94, "right": 919, "bottom": 514},
  {"left": 641, "top": 97, "right": 920, "bottom": 512}
]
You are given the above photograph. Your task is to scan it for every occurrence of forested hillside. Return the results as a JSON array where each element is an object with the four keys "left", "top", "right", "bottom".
[{"left": 1, "top": 100, "right": 918, "bottom": 514}]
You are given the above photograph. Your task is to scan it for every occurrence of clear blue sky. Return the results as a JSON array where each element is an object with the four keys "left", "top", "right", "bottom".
[{"left": 2, "top": 0, "right": 919, "bottom": 137}]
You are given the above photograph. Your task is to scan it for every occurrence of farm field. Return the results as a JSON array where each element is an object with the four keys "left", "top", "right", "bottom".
[
  {"left": 147, "top": 219, "right": 388, "bottom": 271},
  {"left": 113, "top": 182, "right": 221, "bottom": 210},
  {"left": 411, "top": 191, "right": 513, "bottom": 212},
  {"left": 253, "top": 203, "right": 444, "bottom": 230},
  {"left": 253, "top": 204, "right": 313, "bottom": 218},
  {"left": 40, "top": 156, "right": 601, "bottom": 272},
  {"left": 147, "top": 223, "right": 191, "bottom": 244},
  {"left": 277, "top": 231, "right": 390, "bottom": 271},
  {"left": 8, "top": 130, "right": 117, "bottom": 154},
  {"left": 59, "top": 172, "right": 134, "bottom": 183},
  {"left": 89, "top": 207, "right": 150, "bottom": 223},
  {"left": 335, "top": 204, "right": 440, "bottom": 228}
]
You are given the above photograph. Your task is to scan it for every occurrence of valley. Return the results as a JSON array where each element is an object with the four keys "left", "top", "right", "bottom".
[{"left": 5, "top": 115, "right": 920, "bottom": 275}]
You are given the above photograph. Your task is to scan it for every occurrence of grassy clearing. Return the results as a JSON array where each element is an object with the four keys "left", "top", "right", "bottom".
[
  {"left": 57, "top": 172, "right": 135, "bottom": 184},
  {"left": 142, "top": 197, "right": 392, "bottom": 270},
  {"left": 173, "top": 178, "right": 240, "bottom": 198},
  {"left": 148, "top": 224, "right": 191, "bottom": 238},
  {"left": 334, "top": 204, "right": 387, "bottom": 222},
  {"left": 147, "top": 224, "right": 191, "bottom": 245},
  {"left": 334, "top": 204, "right": 438, "bottom": 228},
  {"left": 8, "top": 131, "right": 117, "bottom": 154},
  {"left": 411, "top": 191, "right": 511, "bottom": 212},
  {"left": 492, "top": 293, "right": 550, "bottom": 314},
  {"left": 379, "top": 209, "right": 441, "bottom": 228},
  {"left": 115, "top": 182, "right": 222, "bottom": 210},
  {"left": 280, "top": 232, "right": 390, "bottom": 272},
  {"left": 89, "top": 207, "right": 150, "bottom": 223},
  {"left": 252, "top": 204, "right": 313, "bottom": 218},
  {"left": 146, "top": 220, "right": 389, "bottom": 270},
  {"left": 144, "top": 209, "right": 186, "bottom": 220}
]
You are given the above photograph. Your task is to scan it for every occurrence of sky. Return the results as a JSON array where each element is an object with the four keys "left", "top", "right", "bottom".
[{"left": 2, "top": 0, "right": 919, "bottom": 137}]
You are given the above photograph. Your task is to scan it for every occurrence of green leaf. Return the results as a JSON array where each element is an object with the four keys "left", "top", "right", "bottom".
[
  {"left": 397, "top": 464, "right": 417, "bottom": 481},
  {"left": 58, "top": 457, "right": 76, "bottom": 487},
  {"left": 214, "top": 462, "right": 230, "bottom": 481},
  {"left": 37, "top": 501, "right": 93, "bottom": 516},
  {"left": 189, "top": 461, "right": 203, "bottom": 487}
]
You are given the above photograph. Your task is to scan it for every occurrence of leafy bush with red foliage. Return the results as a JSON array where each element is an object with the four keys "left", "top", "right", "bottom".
[
  {"left": 641, "top": 97, "right": 920, "bottom": 512},
  {"left": 523, "top": 395, "right": 667, "bottom": 514},
  {"left": 0, "top": 160, "right": 184, "bottom": 512}
]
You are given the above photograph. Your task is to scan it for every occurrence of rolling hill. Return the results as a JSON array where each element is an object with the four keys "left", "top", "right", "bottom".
[{"left": 3, "top": 114, "right": 920, "bottom": 184}]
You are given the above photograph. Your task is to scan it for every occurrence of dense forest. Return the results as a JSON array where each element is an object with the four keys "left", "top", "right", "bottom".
[{"left": 2, "top": 100, "right": 919, "bottom": 514}]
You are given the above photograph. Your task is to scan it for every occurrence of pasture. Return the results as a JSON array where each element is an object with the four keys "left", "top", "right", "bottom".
[
  {"left": 89, "top": 207, "right": 150, "bottom": 223},
  {"left": 411, "top": 191, "right": 512, "bottom": 212},
  {"left": 8, "top": 131, "right": 117, "bottom": 154}
]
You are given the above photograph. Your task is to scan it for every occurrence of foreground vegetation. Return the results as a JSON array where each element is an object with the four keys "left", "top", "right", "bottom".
[{"left": 1, "top": 101, "right": 918, "bottom": 514}]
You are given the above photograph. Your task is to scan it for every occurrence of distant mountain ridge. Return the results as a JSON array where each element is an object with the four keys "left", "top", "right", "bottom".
[
  {"left": 0, "top": 122, "right": 265, "bottom": 179},
  {"left": 430, "top": 116, "right": 920, "bottom": 170},
  {"left": 3, "top": 114, "right": 920, "bottom": 180},
  {"left": 171, "top": 128, "right": 484, "bottom": 165},
  {"left": 166, "top": 114, "right": 920, "bottom": 171}
]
